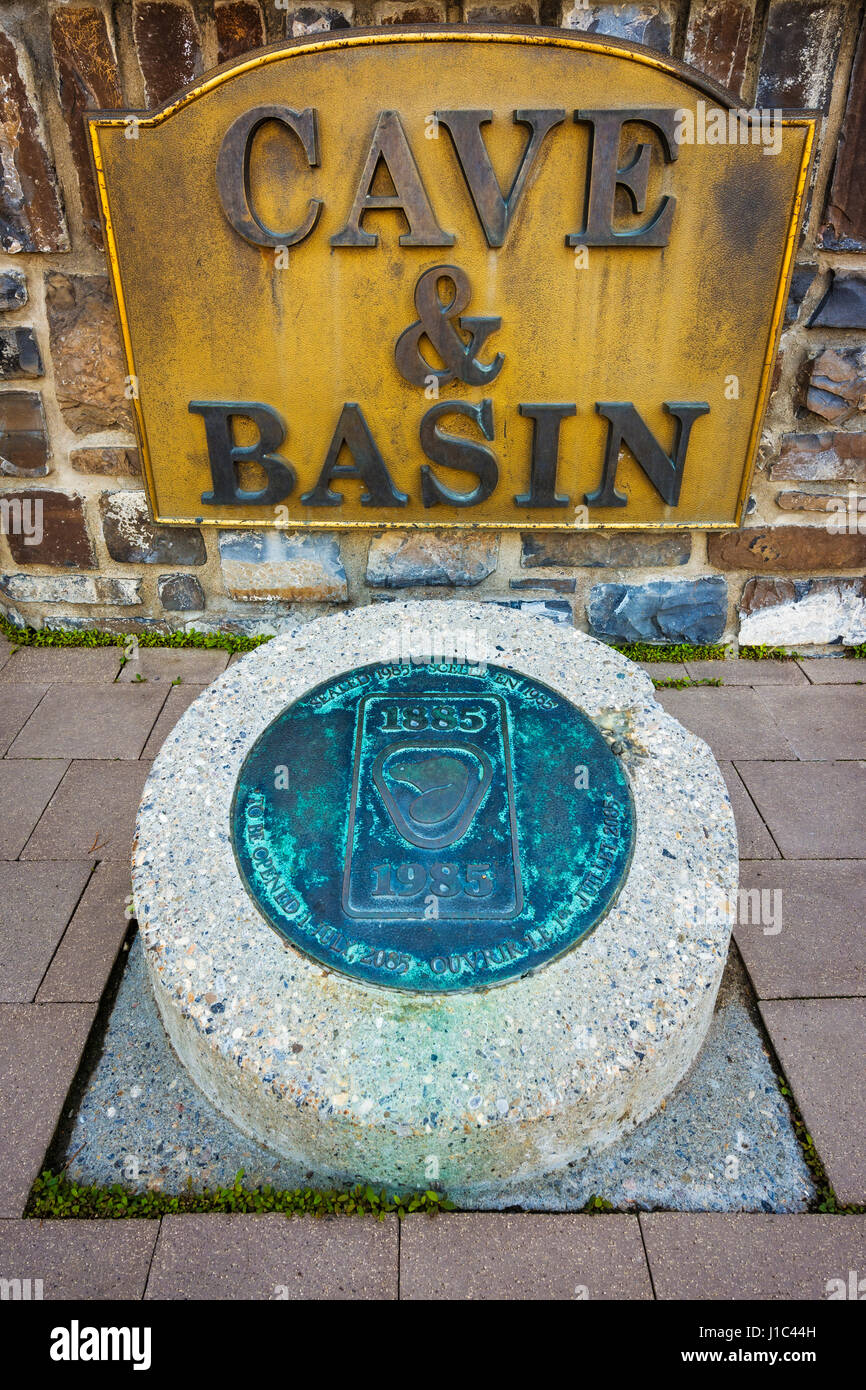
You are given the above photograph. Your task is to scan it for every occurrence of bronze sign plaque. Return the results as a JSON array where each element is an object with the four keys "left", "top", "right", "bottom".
[
  {"left": 88, "top": 27, "right": 815, "bottom": 531},
  {"left": 231, "top": 661, "right": 634, "bottom": 991}
]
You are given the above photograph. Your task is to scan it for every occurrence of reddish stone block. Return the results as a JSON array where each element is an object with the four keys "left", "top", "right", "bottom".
[
  {"left": 708, "top": 525, "right": 865, "bottom": 572},
  {"left": 821, "top": 22, "right": 866, "bottom": 250},
  {"left": 0, "top": 391, "right": 49, "bottom": 477},
  {"left": 133, "top": 1, "right": 203, "bottom": 108},
  {"left": 374, "top": 2, "right": 447, "bottom": 21},
  {"left": 464, "top": 2, "right": 539, "bottom": 21},
  {"left": 216, "top": 1, "right": 266, "bottom": 63},
  {"left": 44, "top": 272, "right": 133, "bottom": 436},
  {"left": 770, "top": 431, "right": 866, "bottom": 484},
  {"left": 756, "top": 0, "right": 845, "bottom": 111},
  {"left": 51, "top": 8, "right": 123, "bottom": 249},
  {"left": 0, "top": 29, "right": 69, "bottom": 253},
  {"left": 69, "top": 447, "right": 141, "bottom": 478},
  {"left": 3, "top": 490, "right": 96, "bottom": 568},
  {"left": 683, "top": 0, "right": 756, "bottom": 99}
]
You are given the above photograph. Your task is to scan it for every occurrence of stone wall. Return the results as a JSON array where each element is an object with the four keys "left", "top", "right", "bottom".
[{"left": 0, "top": 0, "right": 864, "bottom": 648}]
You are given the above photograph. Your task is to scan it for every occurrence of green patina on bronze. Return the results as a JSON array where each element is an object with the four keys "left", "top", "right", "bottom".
[{"left": 231, "top": 661, "right": 634, "bottom": 991}]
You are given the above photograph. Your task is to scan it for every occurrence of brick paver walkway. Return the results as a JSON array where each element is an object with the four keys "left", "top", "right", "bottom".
[{"left": 0, "top": 638, "right": 863, "bottom": 1299}]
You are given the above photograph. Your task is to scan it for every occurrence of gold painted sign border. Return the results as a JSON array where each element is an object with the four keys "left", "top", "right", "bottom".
[{"left": 87, "top": 26, "right": 817, "bottom": 531}]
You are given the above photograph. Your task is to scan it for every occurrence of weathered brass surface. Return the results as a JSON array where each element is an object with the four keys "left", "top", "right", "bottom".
[{"left": 88, "top": 28, "right": 814, "bottom": 530}]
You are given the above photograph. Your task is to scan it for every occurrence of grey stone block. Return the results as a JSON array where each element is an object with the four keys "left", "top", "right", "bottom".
[{"left": 588, "top": 577, "right": 728, "bottom": 644}]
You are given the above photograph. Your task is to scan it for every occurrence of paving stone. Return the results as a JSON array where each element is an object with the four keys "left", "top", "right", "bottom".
[
  {"left": 640, "top": 1213, "right": 866, "bottom": 1299},
  {"left": 366, "top": 531, "right": 498, "bottom": 588},
  {"left": 45, "top": 273, "right": 133, "bottom": 436},
  {"left": 0, "top": 639, "right": 12, "bottom": 671},
  {"left": 734, "top": 761, "right": 866, "bottom": 859},
  {"left": 145, "top": 1213, "right": 398, "bottom": 1299},
  {"left": 797, "top": 657, "right": 866, "bottom": 684},
  {"left": 117, "top": 648, "right": 229, "bottom": 685},
  {"left": 0, "top": 1219, "right": 158, "bottom": 1300},
  {"left": 37, "top": 861, "right": 132, "bottom": 1004},
  {"left": 756, "top": 686, "right": 866, "bottom": 760},
  {"left": 50, "top": 7, "right": 123, "bottom": 248},
  {"left": 654, "top": 688, "right": 796, "bottom": 760},
  {"left": 587, "top": 577, "right": 727, "bottom": 645},
  {"left": 401, "top": 1213, "right": 652, "bottom": 1299},
  {"left": 683, "top": 659, "right": 807, "bottom": 686},
  {"left": 133, "top": 0, "right": 203, "bottom": 108},
  {"left": 736, "top": 861, "right": 866, "bottom": 1000},
  {"left": 141, "top": 686, "right": 207, "bottom": 759},
  {"left": 2, "top": 489, "right": 94, "bottom": 568},
  {"left": 0, "top": 759, "right": 67, "bottom": 859},
  {"left": 0, "top": 391, "right": 49, "bottom": 477},
  {"left": 100, "top": 491, "right": 206, "bottom": 565},
  {"left": 8, "top": 684, "right": 166, "bottom": 760},
  {"left": 639, "top": 661, "right": 688, "bottom": 682},
  {"left": 0, "top": 684, "right": 47, "bottom": 754},
  {"left": 718, "top": 761, "right": 779, "bottom": 860},
  {"left": 0, "top": 862, "right": 91, "bottom": 1003},
  {"left": 0, "top": 1003, "right": 95, "bottom": 1216},
  {"left": 20, "top": 761, "right": 152, "bottom": 863},
  {"left": 760, "top": 999, "right": 866, "bottom": 1205},
  {"left": 0, "top": 648, "right": 122, "bottom": 685},
  {"left": 0, "top": 29, "right": 69, "bottom": 253}
]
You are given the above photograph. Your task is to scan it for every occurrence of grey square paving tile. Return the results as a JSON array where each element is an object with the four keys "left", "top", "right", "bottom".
[
  {"left": 0, "top": 647, "right": 123, "bottom": 685},
  {"left": 0, "top": 759, "right": 68, "bottom": 859},
  {"left": 735, "top": 861, "right": 866, "bottom": 1000},
  {"left": 798, "top": 657, "right": 866, "bottom": 685},
  {"left": 141, "top": 685, "right": 206, "bottom": 759},
  {"left": 0, "top": 862, "right": 92, "bottom": 1002},
  {"left": 756, "top": 686, "right": 866, "bottom": 760},
  {"left": 145, "top": 1213, "right": 398, "bottom": 1300},
  {"left": 7, "top": 684, "right": 167, "bottom": 760},
  {"left": 0, "top": 685, "right": 47, "bottom": 755},
  {"left": 0, "top": 1003, "right": 96, "bottom": 1216},
  {"left": 655, "top": 688, "right": 796, "bottom": 760},
  {"left": 400, "top": 1213, "right": 651, "bottom": 1300},
  {"left": 117, "top": 648, "right": 229, "bottom": 685},
  {"left": 0, "top": 637, "right": 13, "bottom": 673},
  {"left": 639, "top": 661, "right": 688, "bottom": 682},
  {"left": 640, "top": 1213, "right": 866, "bottom": 1299},
  {"left": 761, "top": 999, "right": 866, "bottom": 1205},
  {"left": 21, "top": 761, "right": 152, "bottom": 863},
  {"left": 0, "top": 1219, "right": 158, "bottom": 1300},
  {"left": 684, "top": 659, "right": 808, "bottom": 686},
  {"left": 734, "top": 761, "right": 866, "bottom": 858},
  {"left": 719, "top": 762, "right": 779, "bottom": 860},
  {"left": 37, "top": 861, "right": 132, "bottom": 1003}
]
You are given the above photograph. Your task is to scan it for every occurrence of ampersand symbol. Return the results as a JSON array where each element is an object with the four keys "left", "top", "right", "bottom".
[{"left": 395, "top": 264, "right": 504, "bottom": 389}]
